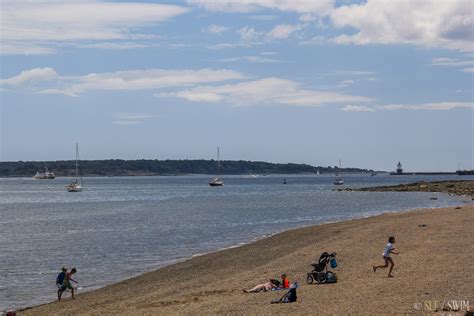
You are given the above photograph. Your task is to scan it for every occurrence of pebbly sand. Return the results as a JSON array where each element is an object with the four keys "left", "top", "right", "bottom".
[{"left": 20, "top": 204, "right": 473, "bottom": 315}]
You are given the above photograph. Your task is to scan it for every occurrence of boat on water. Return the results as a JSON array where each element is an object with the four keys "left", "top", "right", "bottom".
[
  {"left": 33, "top": 167, "right": 55, "bottom": 179},
  {"left": 333, "top": 160, "right": 344, "bottom": 185},
  {"left": 66, "top": 143, "right": 83, "bottom": 192},
  {"left": 209, "top": 147, "right": 224, "bottom": 187}
]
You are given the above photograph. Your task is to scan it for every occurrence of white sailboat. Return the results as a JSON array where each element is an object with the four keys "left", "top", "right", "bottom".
[
  {"left": 66, "top": 143, "right": 83, "bottom": 192},
  {"left": 333, "top": 160, "right": 344, "bottom": 185},
  {"left": 209, "top": 147, "right": 224, "bottom": 187}
]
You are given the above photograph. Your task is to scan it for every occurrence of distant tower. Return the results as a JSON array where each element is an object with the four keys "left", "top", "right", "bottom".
[{"left": 396, "top": 162, "right": 403, "bottom": 174}]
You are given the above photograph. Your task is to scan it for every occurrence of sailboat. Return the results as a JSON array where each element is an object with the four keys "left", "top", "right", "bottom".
[
  {"left": 333, "top": 160, "right": 344, "bottom": 185},
  {"left": 66, "top": 143, "right": 83, "bottom": 192},
  {"left": 209, "top": 147, "right": 224, "bottom": 187}
]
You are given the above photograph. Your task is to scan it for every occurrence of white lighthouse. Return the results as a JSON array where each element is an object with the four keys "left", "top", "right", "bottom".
[{"left": 396, "top": 162, "right": 403, "bottom": 174}]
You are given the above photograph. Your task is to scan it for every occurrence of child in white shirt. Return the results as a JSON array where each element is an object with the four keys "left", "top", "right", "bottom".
[{"left": 373, "top": 236, "right": 399, "bottom": 277}]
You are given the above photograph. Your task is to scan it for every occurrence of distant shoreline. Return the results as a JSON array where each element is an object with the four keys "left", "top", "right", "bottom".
[
  {"left": 0, "top": 172, "right": 382, "bottom": 179},
  {"left": 0, "top": 159, "right": 375, "bottom": 178}
]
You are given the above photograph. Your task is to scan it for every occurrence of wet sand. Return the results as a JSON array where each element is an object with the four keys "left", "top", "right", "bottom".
[{"left": 20, "top": 204, "right": 473, "bottom": 315}]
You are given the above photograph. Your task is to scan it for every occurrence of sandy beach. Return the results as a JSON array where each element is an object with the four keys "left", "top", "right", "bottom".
[{"left": 19, "top": 204, "right": 473, "bottom": 315}]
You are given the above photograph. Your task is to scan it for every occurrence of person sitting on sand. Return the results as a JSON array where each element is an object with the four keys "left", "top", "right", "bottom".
[
  {"left": 373, "top": 236, "right": 399, "bottom": 277},
  {"left": 280, "top": 273, "right": 290, "bottom": 289},
  {"left": 58, "top": 267, "right": 78, "bottom": 301},
  {"left": 243, "top": 279, "right": 281, "bottom": 293},
  {"left": 56, "top": 267, "right": 67, "bottom": 299}
]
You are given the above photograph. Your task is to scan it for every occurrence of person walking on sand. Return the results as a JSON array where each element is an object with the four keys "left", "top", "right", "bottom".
[
  {"left": 373, "top": 236, "right": 399, "bottom": 277},
  {"left": 58, "top": 267, "right": 78, "bottom": 301},
  {"left": 56, "top": 267, "right": 67, "bottom": 300}
]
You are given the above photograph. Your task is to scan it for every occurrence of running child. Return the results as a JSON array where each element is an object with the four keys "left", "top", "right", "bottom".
[{"left": 373, "top": 236, "right": 399, "bottom": 277}]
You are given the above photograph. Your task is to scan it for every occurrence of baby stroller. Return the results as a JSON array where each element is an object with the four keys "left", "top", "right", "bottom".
[{"left": 306, "top": 252, "right": 337, "bottom": 284}]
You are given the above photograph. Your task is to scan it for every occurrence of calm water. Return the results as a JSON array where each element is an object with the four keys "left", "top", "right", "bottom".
[{"left": 0, "top": 174, "right": 471, "bottom": 310}]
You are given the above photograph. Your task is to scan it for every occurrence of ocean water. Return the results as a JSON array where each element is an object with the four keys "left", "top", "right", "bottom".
[{"left": 0, "top": 174, "right": 471, "bottom": 311}]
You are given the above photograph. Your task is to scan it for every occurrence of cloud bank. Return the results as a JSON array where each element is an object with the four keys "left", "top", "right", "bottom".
[
  {"left": 330, "top": 0, "right": 473, "bottom": 52},
  {"left": 1, "top": 1, "right": 189, "bottom": 55}
]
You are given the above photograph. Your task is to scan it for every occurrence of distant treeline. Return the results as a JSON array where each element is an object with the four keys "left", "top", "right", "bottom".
[{"left": 0, "top": 159, "right": 375, "bottom": 177}]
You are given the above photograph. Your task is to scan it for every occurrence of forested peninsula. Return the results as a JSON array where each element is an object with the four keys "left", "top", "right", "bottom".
[{"left": 0, "top": 159, "right": 374, "bottom": 177}]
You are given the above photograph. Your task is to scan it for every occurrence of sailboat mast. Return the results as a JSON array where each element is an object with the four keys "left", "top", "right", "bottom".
[
  {"left": 217, "top": 147, "right": 220, "bottom": 177},
  {"left": 75, "top": 143, "right": 79, "bottom": 181}
]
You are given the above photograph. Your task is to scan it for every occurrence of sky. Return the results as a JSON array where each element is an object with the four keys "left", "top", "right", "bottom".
[{"left": 0, "top": 0, "right": 473, "bottom": 172}]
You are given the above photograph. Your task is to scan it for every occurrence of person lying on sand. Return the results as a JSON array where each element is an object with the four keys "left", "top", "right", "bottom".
[
  {"left": 243, "top": 279, "right": 281, "bottom": 293},
  {"left": 373, "top": 236, "right": 399, "bottom": 277}
]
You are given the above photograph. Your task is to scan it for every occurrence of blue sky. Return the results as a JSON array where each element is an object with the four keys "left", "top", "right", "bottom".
[{"left": 0, "top": 0, "right": 472, "bottom": 171}]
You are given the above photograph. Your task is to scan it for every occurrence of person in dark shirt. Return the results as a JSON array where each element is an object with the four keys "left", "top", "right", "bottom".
[
  {"left": 56, "top": 267, "right": 67, "bottom": 300},
  {"left": 58, "top": 267, "right": 78, "bottom": 301}
]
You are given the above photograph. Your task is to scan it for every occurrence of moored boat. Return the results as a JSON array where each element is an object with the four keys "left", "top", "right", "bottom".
[
  {"left": 333, "top": 160, "right": 344, "bottom": 185},
  {"left": 209, "top": 147, "right": 224, "bottom": 187},
  {"left": 33, "top": 167, "right": 55, "bottom": 179},
  {"left": 67, "top": 143, "right": 83, "bottom": 192}
]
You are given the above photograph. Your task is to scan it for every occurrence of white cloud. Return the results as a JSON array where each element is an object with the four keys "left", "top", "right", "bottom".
[
  {"left": 248, "top": 15, "right": 278, "bottom": 21},
  {"left": 344, "top": 102, "right": 473, "bottom": 112},
  {"left": 0, "top": 68, "right": 58, "bottom": 85},
  {"left": 342, "top": 105, "right": 375, "bottom": 112},
  {"left": 207, "top": 24, "right": 230, "bottom": 34},
  {"left": 334, "top": 70, "right": 376, "bottom": 76},
  {"left": 187, "top": 0, "right": 334, "bottom": 15},
  {"left": 238, "top": 26, "right": 263, "bottom": 42},
  {"left": 338, "top": 79, "right": 355, "bottom": 87},
  {"left": 330, "top": 0, "right": 474, "bottom": 52},
  {"left": 431, "top": 57, "right": 474, "bottom": 67},
  {"left": 299, "top": 36, "right": 326, "bottom": 46},
  {"left": 77, "top": 42, "right": 151, "bottom": 50},
  {"left": 261, "top": 51, "right": 278, "bottom": 55},
  {"left": 382, "top": 102, "right": 474, "bottom": 111},
  {"left": 0, "top": 42, "right": 57, "bottom": 55},
  {"left": 430, "top": 57, "right": 474, "bottom": 74},
  {"left": 1, "top": 1, "right": 189, "bottom": 55},
  {"left": 267, "top": 24, "right": 302, "bottom": 39},
  {"left": 207, "top": 42, "right": 261, "bottom": 50},
  {"left": 244, "top": 56, "right": 279, "bottom": 63},
  {"left": 158, "top": 77, "right": 371, "bottom": 107},
  {"left": 219, "top": 55, "right": 279, "bottom": 63},
  {"left": 1, "top": 68, "right": 245, "bottom": 96},
  {"left": 112, "top": 113, "right": 157, "bottom": 125}
]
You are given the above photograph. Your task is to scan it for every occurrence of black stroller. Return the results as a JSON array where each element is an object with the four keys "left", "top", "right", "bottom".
[{"left": 306, "top": 252, "right": 337, "bottom": 284}]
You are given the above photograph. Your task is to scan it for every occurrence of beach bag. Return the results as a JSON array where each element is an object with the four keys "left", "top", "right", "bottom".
[
  {"left": 326, "top": 271, "right": 337, "bottom": 284},
  {"left": 330, "top": 258, "right": 338, "bottom": 269},
  {"left": 271, "top": 288, "right": 297, "bottom": 304}
]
